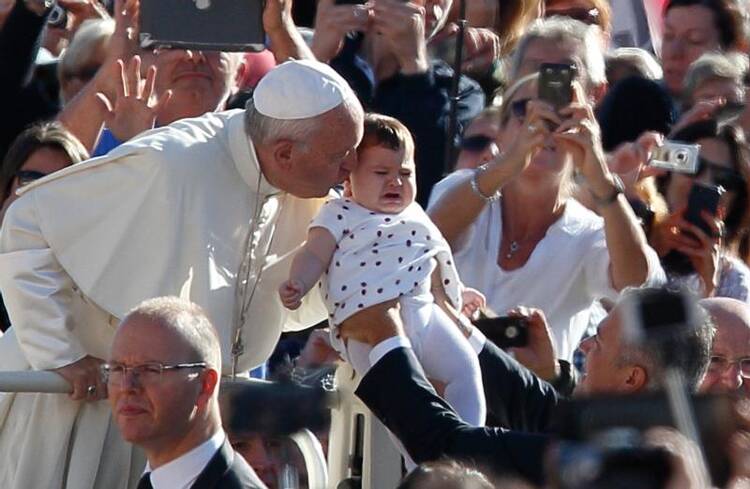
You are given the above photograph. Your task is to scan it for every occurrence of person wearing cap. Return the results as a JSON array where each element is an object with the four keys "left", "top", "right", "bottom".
[{"left": 0, "top": 59, "right": 363, "bottom": 489}]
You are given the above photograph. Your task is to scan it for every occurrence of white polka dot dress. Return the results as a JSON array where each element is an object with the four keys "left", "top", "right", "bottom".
[{"left": 310, "top": 199, "right": 463, "bottom": 326}]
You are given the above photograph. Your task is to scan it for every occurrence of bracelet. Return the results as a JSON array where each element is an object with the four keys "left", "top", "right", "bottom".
[
  {"left": 590, "top": 174, "right": 625, "bottom": 208},
  {"left": 470, "top": 163, "right": 501, "bottom": 203}
]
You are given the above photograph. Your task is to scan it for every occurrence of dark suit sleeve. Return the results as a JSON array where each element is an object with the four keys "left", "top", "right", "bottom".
[
  {"left": 478, "top": 340, "right": 560, "bottom": 432},
  {"left": 192, "top": 440, "right": 267, "bottom": 489},
  {"left": 355, "top": 347, "right": 550, "bottom": 485}
]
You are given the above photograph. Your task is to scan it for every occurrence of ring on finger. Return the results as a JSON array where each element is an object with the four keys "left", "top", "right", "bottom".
[
  {"left": 527, "top": 123, "right": 539, "bottom": 132},
  {"left": 87, "top": 385, "right": 97, "bottom": 396}
]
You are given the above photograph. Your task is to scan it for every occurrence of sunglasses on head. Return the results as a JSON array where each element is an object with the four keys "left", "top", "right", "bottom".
[
  {"left": 460, "top": 134, "right": 494, "bottom": 152},
  {"left": 697, "top": 156, "right": 745, "bottom": 192},
  {"left": 15, "top": 170, "right": 48, "bottom": 188},
  {"left": 544, "top": 7, "right": 600, "bottom": 25}
]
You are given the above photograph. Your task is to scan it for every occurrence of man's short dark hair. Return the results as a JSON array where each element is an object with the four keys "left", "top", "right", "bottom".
[{"left": 617, "top": 288, "right": 716, "bottom": 391}]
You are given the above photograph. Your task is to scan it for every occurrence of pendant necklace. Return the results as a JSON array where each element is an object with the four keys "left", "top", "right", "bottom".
[{"left": 506, "top": 241, "right": 520, "bottom": 259}]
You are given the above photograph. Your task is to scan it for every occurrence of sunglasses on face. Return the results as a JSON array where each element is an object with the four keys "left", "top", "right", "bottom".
[
  {"left": 15, "top": 170, "right": 48, "bottom": 187},
  {"left": 508, "top": 98, "right": 531, "bottom": 121},
  {"left": 544, "top": 7, "right": 600, "bottom": 25},
  {"left": 460, "top": 134, "right": 494, "bottom": 152},
  {"left": 697, "top": 157, "right": 745, "bottom": 192}
]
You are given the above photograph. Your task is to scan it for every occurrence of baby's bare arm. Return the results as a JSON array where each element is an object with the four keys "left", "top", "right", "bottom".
[{"left": 288, "top": 227, "right": 338, "bottom": 296}]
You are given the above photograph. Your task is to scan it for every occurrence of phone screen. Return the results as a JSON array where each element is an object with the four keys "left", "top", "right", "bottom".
[
  {"left": 684, "top": 182, "right": 724, "bottom": 237},
  {"left": 538, "top": 63, "right": 576, "bottom": 109}
]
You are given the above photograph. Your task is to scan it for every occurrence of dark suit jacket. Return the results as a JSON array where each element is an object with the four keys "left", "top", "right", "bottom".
[
  {"left": 355, "top": 347, "right": 551, "bottom": 485},
  {"left": 478, "top": 341, "right": 560, "bottom": 432},
  {"left": 191, "top": 439, "right": 267, "bottom": 489}
]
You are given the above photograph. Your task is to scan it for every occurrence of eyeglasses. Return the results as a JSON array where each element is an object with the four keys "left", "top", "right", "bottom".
[
  {"left": 708, "top": 356, "right": 750, "bottom": 378},
  {"left": 545, "top": 7, "right": 600, "bottom": 26},
  {"left": 460, "top": 134, "right": 494, "bottom": 152},
  {"left": 101, "top": 361, "right": 207, "bottom": 386},
  {"left": 697, "top": 156, "right": 745, "bottom": 192},
  {"left": 15, "top": 170, "right": 48, "bottom": 188}
]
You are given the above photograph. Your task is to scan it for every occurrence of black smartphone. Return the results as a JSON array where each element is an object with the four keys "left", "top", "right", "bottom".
[
  {"left": 684, "top": 182, "right": 724, "bottom": 237},
  {"left": 139, "top": 0, "right": 265, "bottom": 52},
  {"left": 473, "top": 316, "right": 529, "bottom": 348},
  {"left": 663, "top": 182, "right": 724, "bottom": 276},
  {"left": 538, "top": 63, "right": 577, "bottom": 109}
]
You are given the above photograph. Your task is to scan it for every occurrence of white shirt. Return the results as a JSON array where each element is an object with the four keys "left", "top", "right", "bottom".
[
  {"left": 0, "top": 110, "right": 328, "bottom": 373},
  {"left": 310, "top": 199, "right": 462, "bottom": 325},
  {"left": 428, "top": 170, "right": 665, "bottom": 361},
  {"left": 144, "top": 430, "right": 225, "bottom": 489}
]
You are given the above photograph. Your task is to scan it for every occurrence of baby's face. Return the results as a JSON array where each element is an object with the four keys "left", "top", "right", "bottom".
[{"left": 348, "top": 145, "right": 417, "bottom": 214}]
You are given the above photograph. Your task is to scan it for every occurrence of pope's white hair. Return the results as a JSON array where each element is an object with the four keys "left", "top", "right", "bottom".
[
  {"left": 244, "top": 93, "right": 363, "bottom": 146},
  {"left": 509, "top": 16, "right": 606, "bottom": 88},
  {"left": 121, "top": 296, "right": 221, "bottom": 372}
]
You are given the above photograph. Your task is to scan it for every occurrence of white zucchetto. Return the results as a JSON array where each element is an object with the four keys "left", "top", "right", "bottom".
[{"left": 253, "top": 59, "right": 354, "bottom": 120}]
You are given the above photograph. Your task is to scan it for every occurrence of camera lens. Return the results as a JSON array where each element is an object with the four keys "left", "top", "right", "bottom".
[
  {"left": 675, "top": 150, "right": 687, "bottom": 163},
  {"left": 506, "top": 326, "right": 519, "bottom": 339}
]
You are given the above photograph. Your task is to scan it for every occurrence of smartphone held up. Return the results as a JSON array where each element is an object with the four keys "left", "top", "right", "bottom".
[{"left": 139, "top": 0, "right": 265, "bottom": 52}]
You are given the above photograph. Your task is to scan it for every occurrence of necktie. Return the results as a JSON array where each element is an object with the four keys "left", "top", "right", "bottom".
[{"left": 136, "top": 473, "right": 154, "bottom": 489}]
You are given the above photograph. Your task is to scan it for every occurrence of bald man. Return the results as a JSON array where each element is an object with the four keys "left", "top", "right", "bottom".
[
  {"left": 107, "top": 297, "right": 267, "bottom": 488},
  {"left": 700, "top": 298, "right": 750, "bottom": 393}
]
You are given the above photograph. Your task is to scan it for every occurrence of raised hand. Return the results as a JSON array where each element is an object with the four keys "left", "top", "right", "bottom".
[
  {"left": 57, "top": 0, "right": 109, "bottom": 34},
  {"left": 311, "top": 0, "right": 370, "bottom": 62},
  {"left": 95, "top": 55, "right": 172, "bottom": 142},
  {"left": 371, "top": 0, "right": 428, "bottom": 75},
  {"left": 607, "top": 131, "right": 665, "bottom": 189},
  {"left": 506, "top": 306, "right": 559, "bottom": 382}
]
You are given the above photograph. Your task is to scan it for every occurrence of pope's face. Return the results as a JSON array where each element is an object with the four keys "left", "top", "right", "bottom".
[
  {"left": 108, "top": 317, "right": 208, "bottom": 451},
  {"left": 285, "top": 105, "right": 363, "bottom": 198}
]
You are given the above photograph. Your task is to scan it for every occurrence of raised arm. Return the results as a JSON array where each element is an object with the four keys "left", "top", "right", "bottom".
[
  {"left": 56, "top": 0, "right": 138, "bottom": 152},
  {"left": 428, "top": 100, "right": 553, "bottom": 247},
  {"left": 279, "top": 227, "right": 337, "bottom": 309},
  {"left": 264, "top": 0, "right": 315, "bottom": 62},
  {"left": 555, "top": 84, "right": 655, "bottom": 290}
]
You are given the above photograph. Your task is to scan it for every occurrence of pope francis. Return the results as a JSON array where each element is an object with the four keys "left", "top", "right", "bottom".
[{"left": 0, "top": 59, "right": 364, "bottom": 488}]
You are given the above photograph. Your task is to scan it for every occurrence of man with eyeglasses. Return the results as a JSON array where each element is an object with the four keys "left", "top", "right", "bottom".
[
  {"left": 700, "top": 297, "right": 750, "bottom": 394},
  {"left": 106, "top": 296, "right": 266, "bottom": 489}
]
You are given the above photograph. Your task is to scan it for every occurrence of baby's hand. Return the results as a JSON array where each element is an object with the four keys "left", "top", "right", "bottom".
[
  {"left": 279, "top": 279, "right": 304, "bottom": 310},
  {"left": 461, "top": 287, "right": 486, "bottom": 319}
]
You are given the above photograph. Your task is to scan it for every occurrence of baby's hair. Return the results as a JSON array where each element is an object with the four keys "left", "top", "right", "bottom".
[{"left": 358, "top": 113, "right": 415, "bottom": 163}]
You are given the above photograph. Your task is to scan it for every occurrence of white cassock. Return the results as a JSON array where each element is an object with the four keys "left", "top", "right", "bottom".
[{"left": 0, "top": 109, "right": 328, "bottom": 489}]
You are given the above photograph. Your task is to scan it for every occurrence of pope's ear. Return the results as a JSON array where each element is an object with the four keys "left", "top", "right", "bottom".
[{"left": 272, "top": 140, "right": 295, "bottom": 171}]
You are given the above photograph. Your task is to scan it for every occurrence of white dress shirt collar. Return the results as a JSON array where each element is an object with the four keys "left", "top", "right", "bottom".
[
  {"left": 228, "top": 111, "right": 280, "bottom": 197},
  {"left": 144, "top": 430, "right": 226, "bottom": 489}
]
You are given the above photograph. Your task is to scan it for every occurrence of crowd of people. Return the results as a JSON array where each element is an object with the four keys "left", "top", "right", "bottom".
[{"left": 2, "top": 0, "right": 750, "bottom": 487}]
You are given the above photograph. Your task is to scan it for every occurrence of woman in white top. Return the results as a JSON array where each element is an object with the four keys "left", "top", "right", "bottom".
[{"left": 428, "top": 74, "right": 665, "bottom": 361}]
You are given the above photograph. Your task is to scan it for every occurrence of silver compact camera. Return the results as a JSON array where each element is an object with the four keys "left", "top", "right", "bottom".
[{"left": 648, "top": 141, "right": 701, "bottom": 174}]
